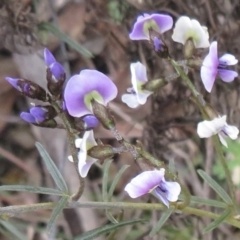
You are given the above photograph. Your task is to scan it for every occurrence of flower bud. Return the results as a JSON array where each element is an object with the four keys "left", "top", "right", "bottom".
[
  {"left": 6, "top": 77, "right": 48, "bottom": 101},
  {"left": 91, "top": 100, "right": 115, "bottom": 130},
  {"left": 183, "top": 39, "right": 195, "bottom": 59},
  {"left": 74, "top": 115, "right": 99, "bottom": 131},
  {"left": 87, "top": 145, "right": 115, "bottom": 161},
  {"left": 143, "top": 78, "right": 168, "bottom": 92}
]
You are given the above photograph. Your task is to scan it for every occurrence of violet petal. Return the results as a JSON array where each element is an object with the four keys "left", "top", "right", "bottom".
[
  {"left": 218, "top": 69, "right": 238, "bottom": 83},
  {"left": 20, "top": 112, "right": 36, "bottom": 123},
  {"left": 82, "top": 115, "right": 99, "bottom": 129},
  {"left": 5, "top": 77, "right": 19, "bottom": 90},
  {"left": 44, "top": 48, "right": 56, "bottom": 66},
  {"left": 50, "top": 62, "right": 65, "bottom": 81},
  {"left": 219, "top": 54, "right": 238, "bottom": 66},
  {"left": 30, "top": 107, "right": 47, "bottom": 122}
]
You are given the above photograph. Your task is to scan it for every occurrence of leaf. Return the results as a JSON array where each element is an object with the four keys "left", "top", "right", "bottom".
[
  {"left": 47, "top": 196, "right": 68, "bottom": 234},
  {"left": 0, "top": 219, "right": 28, "bottom": 240},
  {"left": 35, "top": 142, "right": 68, "bottom": 193},
  {"left": 197, "top": 170, "right": 233, "bottom": 205},
  {"left": 0, "top": 185, "right": 63, "bottom": 196},
  {"left": 149, "top": 207, "right": 174, "bottom": 237},
  {"left": 102, "top": 160, "right": 112, "bottom": 202},
  {"left": 108, "top": 165, "right": 129, "bottom": 200},
  {"left": 38, "top": 22, "right": 93, "bottom": 58},
  {"left": 106, "top": 210, "right": 118, "bottom": 224},
  {"left": 204, "top": 208, "right": 231, "bottom": 233},
  {"left": 190, "top": 196, "right": 227, "bottom": 208},
  {"left": 74, "top": 219, "right": 145, "bottom": 240}
]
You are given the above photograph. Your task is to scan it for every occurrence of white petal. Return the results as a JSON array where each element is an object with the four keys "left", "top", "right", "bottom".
[
  {"left": 191, "top": 20, "right": 209, "bottom": 48},
  {"left": 219, "top": 54, "right": 238, "bottom": 66},
  {"left": 122, "top": 94, "right": 140, "bottom": 108},
  {"left": 197, "top": 116, "right": 226, "bottom": 138},
  {"left": 163, "top": 181, "right": 181, "bottom": 202},
  {"left": 224, "top": 124, "right": 239, "bottom": 140},
  {"left": 68, "top": 155, "right": 73, "bottom": 162},
  {"left": 75, "top": 138, "right": 82, "bottom": 148},
  {"left": 136, "top": 91, "right": 152, "bottom": 105},
  {"left": 172, "top": 16, "right": 192, "bottom": 44},
  {"left": 218, "top": 133, "right": 228, "bottom": 147}
]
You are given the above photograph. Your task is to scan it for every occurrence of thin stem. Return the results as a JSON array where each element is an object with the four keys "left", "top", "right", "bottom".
[
  {"left": 169, "top": 58, "right": 237, "bottom": 209},
  {"left": 51, "top": 100, "right": 85, "bottom": 201},
  {"left": 1, "top": 201, "right": 240, "bottom": 228}
]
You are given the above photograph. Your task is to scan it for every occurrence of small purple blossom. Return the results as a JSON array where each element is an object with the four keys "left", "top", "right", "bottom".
[
  {"left": 44, "top": 48, "right": 65, "bottom": 81},
  {"left": 124, "top": 169, "right": 181, "bottom": 207},
  {"left": 82, "top": 115, "right": 99, "bottom": 130},
  {"left": 200, "top": 42, "right": 238, "bottom": 92},
  {"left": 64, "top": 70, "right": 117, "bottom": 117},
  {"left": 153, "top": 37, "right": 163, "bottom": 51},
  {"left": 129, "top": 13, "right": 173, "bottom": 40},
  {"left": 20, "top": 107, "right": 48, "bottom": 124}
]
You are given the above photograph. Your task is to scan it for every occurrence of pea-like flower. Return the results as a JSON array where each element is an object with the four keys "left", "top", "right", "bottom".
[
  {"left": 201, "top": 41, "right": 238, "bottom": 93},
  {"left": 129, "top": 13, "right": 173, "bottom": 40},
  {"left": 172, "top": 16, "right": 209, "bottom": 48},
  {"left": 122, "top": 62, "right": 152, "bottom": 108},
  {"left": 20, "top": 107, "right": 48, "bottom": 124},
  {"left": 68, "top": 130, "right": 98, "bottom": 178},
  {"left": 197, "top": 115, "right": 239, "bottom": 147},
  {"left": 64, "top": 70, "right": 118, "bottom": 117},
  {"left": 44, "top": 48, "right": 65, "bottom": 81},
  {"left": 125, "top": 169, "right": 181, "bottom": 207}
]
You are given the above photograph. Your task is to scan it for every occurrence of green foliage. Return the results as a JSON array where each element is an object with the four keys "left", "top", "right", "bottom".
[
  {"left": 213, "top": 140, "right": 240, "bottom": 184},
  {"left": 74, "top": 219, "right": 145, "bottom": 240},
  {"left": 197, "top": 170, "right": 233, "bottom": 205},
  {"left": 149, "top": 207, "right": 174, "bottom": 237},
  {"left": 204, "top": 208, "right": 232, "bottom": 233},
  {"left": 35, "top": 142, "right": 69, "bottom": 194},
  {"left": 37, "top": 22, "right": 93, "bottom": 58},
  {"left": 108, "top": 0, "right": 129, "bottom": 23}
]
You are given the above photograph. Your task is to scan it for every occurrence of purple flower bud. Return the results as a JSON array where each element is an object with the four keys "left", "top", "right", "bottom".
[
  {"left": 5, "top": 77, "right": 48, "bottom": 101},
  {"left": 44, "top": 48, "right": 56, "bottom": 66},
  {"left": 153, "top": 37, "right": 163, "bottom": 51},
  {"left": 129, "top": 13, "right": 173, "bottom": 40},
  {"left": 30, "top": 107, "right": 48, "bottom": 122},
  {"left": 20, "top": 112, "right": 36, "bottom": 123},
  {"left": 82, "top": 115, "right": 99, "bottom": 130}
]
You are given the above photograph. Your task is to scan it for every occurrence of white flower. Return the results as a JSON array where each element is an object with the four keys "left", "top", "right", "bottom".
[
  {"left": 172, "top": 16, "right": 209, "bottom": 48},
  {"left": 122, "top": 62, "right": 152, "bottom": 108},
  {"left": 68, "top": 130, "right": 98, "bottom": 177},
  {"left": 197, "top": 115, "right": 239, "bottom": 147}
]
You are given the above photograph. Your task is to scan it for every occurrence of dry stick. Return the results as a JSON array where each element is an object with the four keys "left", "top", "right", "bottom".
[
  {"left": 170, "top": 58, "right": 237, "bottom": 210},
  {"left": 1, "top": 201, "right": 240, "bottom": 229}
]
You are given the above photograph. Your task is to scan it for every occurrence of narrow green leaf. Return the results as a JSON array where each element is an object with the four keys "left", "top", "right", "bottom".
[
  {"left": 47, "top": 196, "right": 68, "bottom": 234},
  {"left": 197, "top": 170, "right": 233, "bottom": 205},
  {"left": 74, "top": 219, "right": 145, "bottom": 240},
  {"left": 149, "top": 207, "right": 174, "bottom": 237},
  {"left": 38, "top": 22, "right": 93, "bottom": 58},
  {"left": 108, "top": 165, "right": 129, "bottom": 200},
  {"left": 204, "top": 208, "right": 231, "bottom": 233},
  {"left": 106, "top": 210, "right": 118, "bottom": 224},
  {"left": 190, "top": 196, "right": 227, "bottom": 208},
  {"left": 0, "top": 219, "right": 28, "bottom": 240},
  {"left": 102, "top": 160, "right": 113, "bottom": 202},
  {"left": 35, "top": 142, "right": 68, "bottom": 193},
  {"left": 0, "top": 185, "right": 63, "bottom": 196}
]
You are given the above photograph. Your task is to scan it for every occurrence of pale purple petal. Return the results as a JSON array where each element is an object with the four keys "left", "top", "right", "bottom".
[
  {"left": 161, "top": 180, "right": 181, "bottom": 202},
  {"left": 153, "top": 187, "right": 169, "bottom": 207},
  {"left": 20, "top": 112, "right": 36, "bottom": 123},
  {"left": 219, "top": 54, "right": 238, "bottom": 66},
  {"left": 218, "top": 69, "right": 238, "bottom": 83},
  {"left": 223, "top": 124, "right": 239, "bottom": 140},
  {"left": 64, "top": 70, "right": 117, "bottom": 117},
  {"left": 30, "top": 107, "right": 47, "bottom": 122},
  {"left": 200, "top": 65, "right": 217, "bottom": 92},
  {"left": 44, "top": 48, "right": 56, "bottom": 66},
  {"left": 124, "top": 169, "right": 165, "bottom": 198},
  {"left": 5, "top": 77, "right": 19, "bottom": 90},
  {"left": 218, "top": 133, "right": 228, "bottom": 147},
  {"left": 137, "top": 91, "right": 152, "bottom": 105},
  {"left": 121, "top": 94, "right": 140, "bottom": 108},
  {"left": 202, "top": 41, "right": 218, "bottom": 68},
  {"left": 131, "top": 62, "right": 148, "bottom": 86},
  {"left": 129, "top": 13, "right": 173, "bottom": 40}
]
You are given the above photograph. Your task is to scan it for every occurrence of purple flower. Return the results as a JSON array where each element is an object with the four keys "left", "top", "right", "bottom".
[
  {"left": 122, "top": 62, "right": 152, "bottom": 108},
  {"left": 64, "top": 70, "right": 117, "bottom": 117},
  {"left": 129, "top": 13, "right": 173, "bottom": 40},
  {"left": 125, "top": 169, "right": 181, "bottom": 207},
  {"left": 200, "top": 42, "right": 238, "bottom": 92},
  {"left": 44, "top": 48, "right": 65, "bottom": 81},
  {"left": 20, "top": 107, "right": 48, "bottom": 124},
  {"left": 68, "top": 130, "right": 98, "bottom": 177}
]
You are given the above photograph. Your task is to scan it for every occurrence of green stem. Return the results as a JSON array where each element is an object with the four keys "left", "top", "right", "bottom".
[
  {"left": 169, "top": 58, "right": 237, "bottom": 209},
  {"left": 1, "top": 201, "right": 240, "bottom": 228},
  {"left": 51, "top": 100, "right": 85, "bottom": 201}
]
